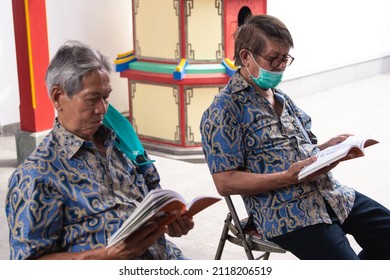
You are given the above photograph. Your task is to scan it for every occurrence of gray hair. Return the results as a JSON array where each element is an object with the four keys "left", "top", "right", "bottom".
[
  {"left": 234, "top": 15, "right": 294, "bottom": 67},
  {"left": 45, "top": 40, "right": 113, "bottom": 98}
]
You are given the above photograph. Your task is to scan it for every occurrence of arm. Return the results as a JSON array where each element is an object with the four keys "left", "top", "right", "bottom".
[
  {"left": 36, "top": 214, "right": 174, "bottom": 260},
  {"left": 201, "top": 92, "right": 334, "bottom": 196},
  {"left": 36, "top": 214, "right": 195, "bottom": 260},
  {"left": 212, "top": 156, "right": 342, "bottom": 196},
  {"left": 35, "top": 247, "right": 110, "bottom": 260},
  {"left": 212, "top": 157, "right": 317, "bottom": 196}
]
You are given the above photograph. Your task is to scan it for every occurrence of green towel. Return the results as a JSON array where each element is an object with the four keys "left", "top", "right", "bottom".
[{"left": 103, "top": 104, "right": 155, "bottom": 165}]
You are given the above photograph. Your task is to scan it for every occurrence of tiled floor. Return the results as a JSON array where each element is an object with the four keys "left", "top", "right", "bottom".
[{"left": 1, "top": 73, "right": 390, "bottom": 260}]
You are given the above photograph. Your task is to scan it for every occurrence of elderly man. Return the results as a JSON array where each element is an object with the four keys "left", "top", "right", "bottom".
[
  {"left": 200, "top": 14, "right": 390, "bottom": 259},
  {"left": 6, "top": 40, "right": 194, "bottom": 260}
]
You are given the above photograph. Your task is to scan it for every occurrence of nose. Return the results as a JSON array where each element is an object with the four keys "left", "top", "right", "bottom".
[
  {"left": 273, "top": 60, "right": 287, "bottom": 71},
  {"left": 94, "top": 98, "right": 108, "bottom": 115}
]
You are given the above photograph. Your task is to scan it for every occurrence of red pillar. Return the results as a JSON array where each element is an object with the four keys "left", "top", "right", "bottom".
[
  {"left": 12, "top": 0, "right": 54, "bottom": 132},
  {"left": 224, "top": 0, "right": 267, "bottom": 60}
]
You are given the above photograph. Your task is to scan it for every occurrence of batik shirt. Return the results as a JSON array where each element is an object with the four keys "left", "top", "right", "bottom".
[
  {"left": 6, "top": 120, "right": 185, "bottom": 260},
  {"left": 200, "top": 71, "right": 355, "bottom": 240}
]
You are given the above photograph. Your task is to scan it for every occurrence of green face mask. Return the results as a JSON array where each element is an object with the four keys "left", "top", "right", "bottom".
[{"left": 247, "top": 52, "right": 284, "bottom": 89}]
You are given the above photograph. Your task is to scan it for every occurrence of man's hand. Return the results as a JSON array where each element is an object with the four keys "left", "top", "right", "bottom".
[
  {"left": 285, "top": 157, "right": 317, "bottom": 180},
  {"left": 106, "top": 213, "right": 175, "bottom": 259},
  {"left": 105, "top": 212, "right": 194, "bottom": 259},
  {"left": 300, "top": 161, "right": 339, "bottom": 183},
  {"left": 318, "top": 133, "right": 353, "bottom": 150},
  {"left": 285, "top": 156, "right": 339, "bottom": 185},
  {"left": 167, "top": 215, "right": 194, "bottom": 237}
]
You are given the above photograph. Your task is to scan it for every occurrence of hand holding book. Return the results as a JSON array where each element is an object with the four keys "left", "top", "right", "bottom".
[
  {"left": 106, "top": 189, "right": 221, "bottom": 248},
  {"left": 298, "top": 134, "right": 379, "bottom": 180}
]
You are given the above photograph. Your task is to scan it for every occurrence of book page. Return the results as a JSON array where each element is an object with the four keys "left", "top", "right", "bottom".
[
  {"left": 186, "top": 196, "right": 221, "bottom": 217},
  {"left": 106, "top": 189, "right": 221, "bottom": 248},
  {"left": 298, "top": 135, "right": 378, "bottom": 180},
  {"left": 106, "top": 189, "right": 186, "bottom": 247}
]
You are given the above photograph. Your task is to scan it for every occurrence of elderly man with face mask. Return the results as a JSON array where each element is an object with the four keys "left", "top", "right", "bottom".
[{"left": 200, "top": 14, "right": 390, "bottom": 260}]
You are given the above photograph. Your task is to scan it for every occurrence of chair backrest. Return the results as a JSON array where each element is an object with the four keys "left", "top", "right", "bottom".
[{"left": 215, "top": 195, "right": 286, "bottom": 260}]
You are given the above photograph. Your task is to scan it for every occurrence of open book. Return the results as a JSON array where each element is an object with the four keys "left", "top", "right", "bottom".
[
  {"left": 298, "top": 135, "right": 379, "bottom": 180},
  {"left": 106, "top": 189, "right": 221, "bottom": 248}
]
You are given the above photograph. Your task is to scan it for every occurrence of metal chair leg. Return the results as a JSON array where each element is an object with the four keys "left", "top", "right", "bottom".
[
  {"left": 215, "top": 196, "right": 286, "bottom": 260},
  {"left": 214, "top": 213, "right": 232, "bottom": 259}
]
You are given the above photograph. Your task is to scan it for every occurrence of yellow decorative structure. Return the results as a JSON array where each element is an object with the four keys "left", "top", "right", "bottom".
[{"left": 117, "top": 0, "right": 267, "bottom": 156}]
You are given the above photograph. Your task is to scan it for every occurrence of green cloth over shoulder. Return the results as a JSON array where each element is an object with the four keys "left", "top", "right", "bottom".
[{"left": 103, "top": 104, "right": 155, "bottom": 166}]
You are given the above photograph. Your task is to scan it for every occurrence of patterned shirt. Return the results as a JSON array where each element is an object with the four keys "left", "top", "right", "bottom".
[
  {"left": 6, "top": 120, "right": 185, "bottom": 260},
  {"left": 200, "top": 71, "right": 355, "bottom": 240}
]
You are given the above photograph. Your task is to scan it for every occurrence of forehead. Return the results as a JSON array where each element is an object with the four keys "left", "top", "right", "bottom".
[
  {"left": 263, "top": 38, "right": 290, "bottom": 55},
  {"left": 80, "top": 70, "right": 111, "bottom": 90}
]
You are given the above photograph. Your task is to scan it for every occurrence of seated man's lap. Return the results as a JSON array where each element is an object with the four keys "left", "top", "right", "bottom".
[{"left": 270, "top": 222, "right": 359, "bottom": 260}]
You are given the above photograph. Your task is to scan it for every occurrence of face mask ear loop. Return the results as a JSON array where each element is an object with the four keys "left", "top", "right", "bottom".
[
  {"left": 245, "top": 65, "right": 256, "bottom": 80},
  {"left": 247, "top": 52, "right": 262, "bottom": 79}
]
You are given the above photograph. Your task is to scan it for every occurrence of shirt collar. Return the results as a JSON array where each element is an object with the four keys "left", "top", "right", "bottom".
[
  {"left": 229, "top": 70, "right": 252, "bottom": 94},
  {"left": 230, "top": 70, "right": 285, "bottom": 98},
  {"left": 52, "top": 119, "right": 116, "bottom": 159}
]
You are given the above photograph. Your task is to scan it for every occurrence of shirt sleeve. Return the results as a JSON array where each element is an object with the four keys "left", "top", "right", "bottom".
[
  {"left": 6, "top": 166, "right": 64, "bottom": 260},
  {"left": 200, "top": 94, "right": 244, "bottom": 174}
]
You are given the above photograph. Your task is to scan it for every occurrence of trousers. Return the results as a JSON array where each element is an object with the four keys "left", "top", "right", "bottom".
[{"left": 270, "top": 191, "right": 390, "bottom": 259}]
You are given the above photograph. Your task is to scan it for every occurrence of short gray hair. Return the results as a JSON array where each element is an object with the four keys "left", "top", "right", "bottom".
[{"left": 45, "top": 40, "right": 113, "bottom": 98}]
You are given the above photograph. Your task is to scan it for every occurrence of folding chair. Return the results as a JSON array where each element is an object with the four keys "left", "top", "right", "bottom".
[{"left": 215, "top": 195, "right": 286, "bottom": 260}]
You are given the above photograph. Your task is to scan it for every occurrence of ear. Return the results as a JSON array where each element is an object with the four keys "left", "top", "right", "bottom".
[
  {"left": 239, "top": 49, "right": 251, "bottom": 67},
  {"left": 50, "top": 86, "right": 64, "bottom": 111}
]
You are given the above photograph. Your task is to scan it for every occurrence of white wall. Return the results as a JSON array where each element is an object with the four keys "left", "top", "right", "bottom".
[
  {"left": 0, "top": 0, "right": 20, "bottom": 128},
  {"left": 0, "top": 0, "right": 133, "bottom": 128},
  {"left": 46, "top": 0, "right": 133, "bottom": 114},
  {"left": 268, "top": 0, "right": 390, "bottom": 79},
  {"left": 1, "top": 0, "right": 389, "bottom": 129}
]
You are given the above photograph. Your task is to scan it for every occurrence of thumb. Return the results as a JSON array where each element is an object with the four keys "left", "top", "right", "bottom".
[{"left": 304, "top": 156, "right": 317, "bottom": 165}]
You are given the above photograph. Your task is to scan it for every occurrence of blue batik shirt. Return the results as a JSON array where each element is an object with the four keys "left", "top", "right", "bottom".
[
  {"left": 200, "top": 71, "right": 355, "bottom": 240},
  {"left": 6, "top": 120, "right": 185, "bottom": 260}
]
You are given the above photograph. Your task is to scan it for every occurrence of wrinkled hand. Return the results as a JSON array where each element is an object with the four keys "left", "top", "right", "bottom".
[
  {"left": 285, "top": 157, "right": 317, "bottom": 182},
  {"left": 167, "top": 215, "right": 194, "bottom": 237},
  {"left": 285, "top": 156, "right": 339, "bottom": 185},
  {"left": 300, "top": 161, "right": 339, "bottom": 183},
  {"left": 319, "top": 133, "right": 353, "bottom": 150},
  {"left": 106, "top": 213, "right": 175, "bottom": 259}
]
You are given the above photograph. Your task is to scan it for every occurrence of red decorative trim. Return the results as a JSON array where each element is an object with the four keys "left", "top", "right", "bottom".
[
  {"left": 127, "top": 80, "right": 134, "bottom": 123},
  {"left": 136, "top": 58, "right": 177, "bottom": 65},
  {"left": 178, "top": 85, "right": 186, "bottom": 146},
  {"left": 139, "top": 135, "right": 202, "bottom": 149},
  {"left": 180, "top": 0, "right": 186, "bottom": 58},
  {"left": 120, "top": 70, "right": 230, "bottom": 85}
]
